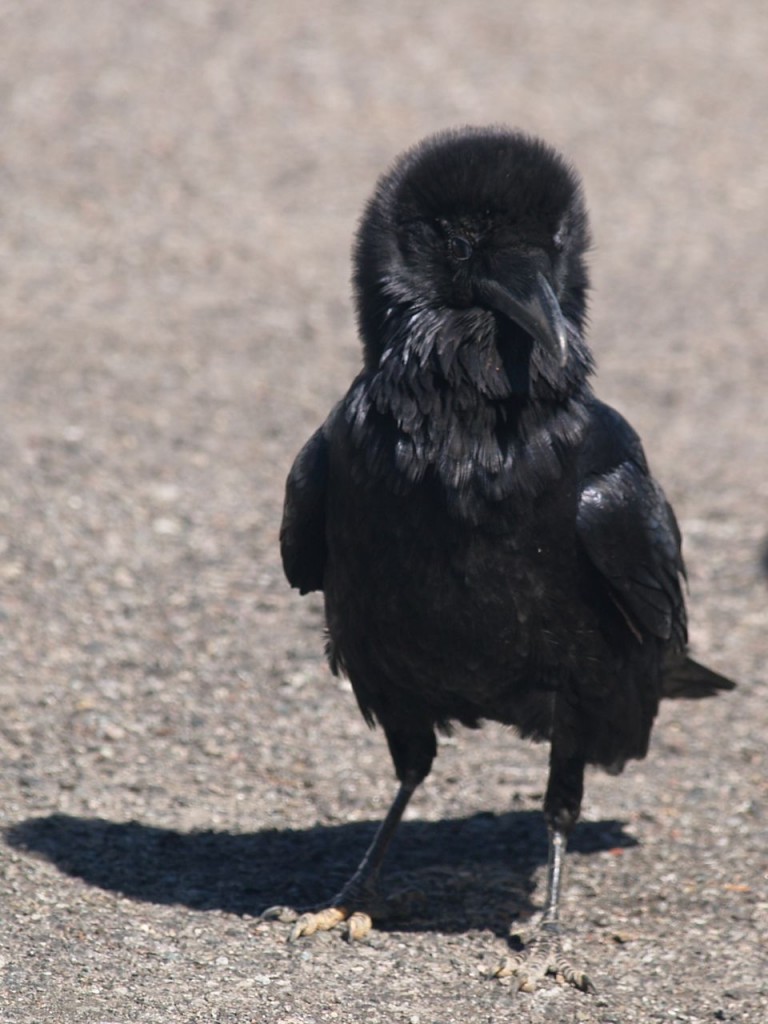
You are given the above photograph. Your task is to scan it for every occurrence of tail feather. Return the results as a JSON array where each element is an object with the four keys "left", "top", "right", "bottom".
[{"left": 662, "top": 656, "right": 737, "bottom": 700}]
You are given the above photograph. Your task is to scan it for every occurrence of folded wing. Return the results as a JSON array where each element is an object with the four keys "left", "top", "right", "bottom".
[
  {"left": 576, "top": 404, "right": 687, "bottom": 650},
  {"left": 280, "top": 425, "right": 329, "bottom": 595}
]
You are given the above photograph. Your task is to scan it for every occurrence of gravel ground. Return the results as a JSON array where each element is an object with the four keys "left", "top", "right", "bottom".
[{"left": 1, "top": 2, "right": 766, "bottom": 1022}]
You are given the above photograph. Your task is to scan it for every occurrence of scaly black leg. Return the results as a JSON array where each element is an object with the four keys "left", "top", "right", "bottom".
[
  {"left": 262, "top": 720, "right": 436, "bottom": 941},
  {"left": 495, "top": 747, "right": 595, "bottom": 992}
]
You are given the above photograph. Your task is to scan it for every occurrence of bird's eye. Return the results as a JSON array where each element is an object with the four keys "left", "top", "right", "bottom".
[
  {"left": 553, "top": 226, "right": 566, "bottom": 253},
  {"left": 449, "top": 236, "right": 473, "bottom": 261}
]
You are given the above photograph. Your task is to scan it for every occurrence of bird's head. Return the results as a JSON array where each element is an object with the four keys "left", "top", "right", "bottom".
[{"left": 354, "top": 127, "right": 592, "bottom": 396}]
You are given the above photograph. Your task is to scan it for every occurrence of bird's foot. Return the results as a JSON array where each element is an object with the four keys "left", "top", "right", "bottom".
[
  {"left": 261, "top": 877, "right": 387, "bottom": 943},
  {"left": 261, "top": 902, "right": 374, "bottom": 941},
  {"left": 260, "top": 862, "right": 426, "bottom": 943},
  {"left": 492, "top": 921, "right": 595, "bottom": 994}
]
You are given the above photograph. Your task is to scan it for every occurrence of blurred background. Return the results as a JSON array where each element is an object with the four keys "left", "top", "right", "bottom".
[{"left": 1, "top": 3, "right": 765, "bottom": 1022}]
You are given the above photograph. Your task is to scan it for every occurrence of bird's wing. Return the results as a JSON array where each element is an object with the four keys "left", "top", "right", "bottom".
[
  {"left": 280, "top": 424, "right": 329, "bottom": 595},
  {"left": 576, "top": 403, "right": 687, "bottom": 647}
]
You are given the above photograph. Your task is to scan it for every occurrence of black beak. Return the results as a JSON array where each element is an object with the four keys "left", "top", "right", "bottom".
[{"left": 475, "top": 271, "right": 568, "bottom": 367}]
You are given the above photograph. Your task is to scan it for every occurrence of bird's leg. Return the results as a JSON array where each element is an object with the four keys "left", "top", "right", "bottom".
[
  {"left": 262, "top": 773, "right": 419, "bottom": 941},
  {"left": 495, "top": 748, "right": 595, "bottom": 993},
  {"left": 263, "top": 722, "right": 436, "bottom": 941}
]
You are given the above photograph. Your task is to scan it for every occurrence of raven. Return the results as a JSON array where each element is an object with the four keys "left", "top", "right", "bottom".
[{"left": 268, "top": 127, "right": 735, "bottom": 992}]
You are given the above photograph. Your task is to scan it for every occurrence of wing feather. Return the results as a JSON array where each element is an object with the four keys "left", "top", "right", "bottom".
[
  {"left": 576, "top": 404, "right": 687, "bottom": 648},
  {"left": 280, "top": 425, "right": 329, "bottom": 595}
]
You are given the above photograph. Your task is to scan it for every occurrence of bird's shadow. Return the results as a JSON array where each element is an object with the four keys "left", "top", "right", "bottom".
[{"left": 5, "top": 811, "right": 635, "bottom": 936}]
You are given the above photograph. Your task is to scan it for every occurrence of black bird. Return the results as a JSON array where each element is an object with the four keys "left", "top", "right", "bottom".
[{"left": 268, "top": 127, "right": 735, "bottom": 992}]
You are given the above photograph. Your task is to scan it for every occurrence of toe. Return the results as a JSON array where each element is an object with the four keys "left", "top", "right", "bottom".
[
  {"left": 491, "top": 956, "right": 516, "bottom": 979},
  {"left": 346, "top": 911, "right": 373, "bottom": 941},
  {"left": 559, "top": 960, "right": 596, "bottom": 993},
  {"left": 260, "top": 905, "right": 299, "bottom": 924},
  {"left": 289, "top": 907, "right": 347, "bottom": 941}
]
